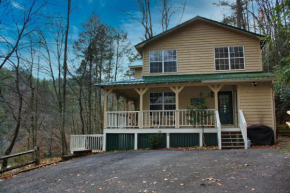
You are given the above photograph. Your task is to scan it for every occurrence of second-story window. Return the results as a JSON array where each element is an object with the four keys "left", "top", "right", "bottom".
[
  {"left": 215, "top": 46, "right": 245, "bottom": 70},
  {"left": 150, "top": 50, "right": 177, "bottom": 73}
]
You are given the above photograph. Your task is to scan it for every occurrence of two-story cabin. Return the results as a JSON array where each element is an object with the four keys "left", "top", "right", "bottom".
[{"left": 96, "top": 16, "right": 276, "bottom": 151}]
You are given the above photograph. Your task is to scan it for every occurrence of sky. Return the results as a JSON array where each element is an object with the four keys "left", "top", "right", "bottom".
[
  {"left": 69, "top": 0, "right": 233, "bottom": 45},
  {"left": 1, "top": 0, "right": 234, "bottom": 79}
]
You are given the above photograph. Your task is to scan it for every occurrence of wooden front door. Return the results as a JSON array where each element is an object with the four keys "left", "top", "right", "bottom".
[{"left": 218, "top": 91, "right": 233, "bottom": 125}]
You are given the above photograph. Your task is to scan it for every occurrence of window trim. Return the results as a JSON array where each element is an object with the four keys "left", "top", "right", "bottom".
[
  {"left": 214, "top": 46, "right": 246, "bottom": 71},
  {"left": 149, "top": 50, "right": 178, "bottom": 73},
  {"left": 149, "top": 92, "right": 176, "bottom": 111}
]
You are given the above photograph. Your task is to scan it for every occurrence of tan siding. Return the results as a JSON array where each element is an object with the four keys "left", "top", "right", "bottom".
[
  {"left": 238, "top": 82, "right": 274, "bottom": 128},
  {"left": 134, "top": 68, "right": 142, "bottom": 78},
  {"left": 142, "top": 20, "right": 262, "bottom": 76}
]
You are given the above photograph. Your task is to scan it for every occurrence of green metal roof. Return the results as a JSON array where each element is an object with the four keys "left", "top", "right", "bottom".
[
  {"left": 95, "top": 72, "right": 276, "bottom": 86},
  {"left": 135, "top": 16, "right": 265, "bottom": 50}
]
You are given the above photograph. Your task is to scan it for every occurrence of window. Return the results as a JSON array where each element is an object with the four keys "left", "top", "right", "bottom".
[
  {"left": 150, "top": 92, "right": 176, "bottom": 111},
  {"left": 215, "top": 46, "right": 245, "bottom": 70},
  {"left": 150, "top": 50, "right": 177, "bottom": 73}
]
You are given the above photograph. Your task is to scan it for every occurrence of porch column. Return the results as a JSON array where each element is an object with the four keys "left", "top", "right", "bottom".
[
  {"left": 208, "top": 85, "right": 224, "bottom": 110},
  {"left": 170, "top": 86, "right": 185, "bottom": 128},
  {"left": 134, "top": 87, "right": 149, "bottom": 128},
  {"left": 103, "top": 89, "right": 113, "bottom": 129}
]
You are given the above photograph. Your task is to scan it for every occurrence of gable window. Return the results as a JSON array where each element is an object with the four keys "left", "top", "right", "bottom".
[
  {"left": 150, "top": 92, "right": 176, "bottom": 111},
  {"left": 150, "top": 50, "right": 177, "bottom": 73},
  {"left": 215, "top": 46, "right": 245, "bottom": 70}
]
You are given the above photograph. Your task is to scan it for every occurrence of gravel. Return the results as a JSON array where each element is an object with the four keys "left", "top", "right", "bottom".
[{"left": 1, "top": 148, "right": 290, "bottom": 193}]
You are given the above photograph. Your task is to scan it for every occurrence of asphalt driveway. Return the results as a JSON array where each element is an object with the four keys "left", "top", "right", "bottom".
[{"left": 1, "top": 148, "right": 290, "bottom": 193}]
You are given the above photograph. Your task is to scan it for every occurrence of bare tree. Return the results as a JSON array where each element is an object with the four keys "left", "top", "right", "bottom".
[
  {"left": 0, "top": 50, "right": 23, "bottom": 169},
  {"left": 0, "top": 0, "right": 47, "bottom": 69},
  {"left": 60, "top": 0, "right": 71, "bottom": 156}
]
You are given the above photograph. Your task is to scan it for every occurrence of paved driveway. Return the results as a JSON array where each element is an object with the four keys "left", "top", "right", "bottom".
[{"left": 1, "top": 148, "right": 290, "bottom": 193}]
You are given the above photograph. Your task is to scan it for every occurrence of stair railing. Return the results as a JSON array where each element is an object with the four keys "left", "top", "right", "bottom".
[
  {"left": 215, "top": 110, "right": 222, "bottom": 150},
  {"left": 239, "top": 110, "right": 248, "bottom": 149}
]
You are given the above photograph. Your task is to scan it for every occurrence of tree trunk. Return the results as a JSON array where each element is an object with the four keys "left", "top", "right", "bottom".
[
  {"left": 236, "top": 0, "right": 242, "bottom": 28},
  {"left": 61, "top": 0, "right": 71, "bottom": 157}
]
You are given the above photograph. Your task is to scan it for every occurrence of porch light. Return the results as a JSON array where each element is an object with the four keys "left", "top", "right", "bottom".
[
  {"left": 210, "top": 91, "right": 214, "bottom": 98},
  {"left": 251, "top": 82, "right": 258, "bottom": 87}
]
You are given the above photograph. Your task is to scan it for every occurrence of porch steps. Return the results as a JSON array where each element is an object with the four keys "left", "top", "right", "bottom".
[{"left": 221, "top": 131, "right": 245, "bottom": 149}]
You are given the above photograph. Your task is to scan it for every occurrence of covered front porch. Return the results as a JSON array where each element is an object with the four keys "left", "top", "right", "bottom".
[
  {"left": 102, "top": 82, "right": 248, "bottom": 150},
  {"left": 104, "top": 83, "right": 239, "bottom": 129}
]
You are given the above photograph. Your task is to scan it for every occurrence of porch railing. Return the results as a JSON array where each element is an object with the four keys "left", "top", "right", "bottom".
[
  {"left": 70, "top": 134, "right": 103, "bottom": 153},
  {"left": 106, "top": 110, "right": 219, "bottom": 129},
  {"left": 143, "top": 110, "right": 176, "bottom": 128},
  {"left": 239, "top": 110, "right": 248, "bottom": 149},
  {"left": 179, "top": 109, "right": 216, "bottom": 128},
  {"left": 106, "top": 111, "right": 139, "bottom": 128}
]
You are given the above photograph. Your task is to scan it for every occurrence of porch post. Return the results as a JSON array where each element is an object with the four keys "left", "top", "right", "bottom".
[
  {"left": 134, "top": 87, "right": 149, "bottom": 129},
  {"left": 208, "top": 85, "right": 224, "bottom": 110},
  {"left": 134, "top": 133, "right": 138, "bottom": 150},
  {"left": 169, "top": 86, "right": 185, "bottom": 128},
  {"left": 103, "top": 89, "right": 113, "bottom": 129}
]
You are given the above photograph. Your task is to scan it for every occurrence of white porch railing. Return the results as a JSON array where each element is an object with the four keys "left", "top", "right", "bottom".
[
  {"left": 143, "top": 110, "right": 176, "bottom": 128},
  {"left": 70, "top": 134, "right": 103, "bottom": 154},
  {"left": 179, "top": 109, "right": 216, "bottom": 128},
  {"left": 239, "top": 110, "right": 248, "bottom": 149},
  {"left": 215, "top": 110, "right": 222, "bottom": 150},
  {"left": 106, "top": 111, "right": 139, "bottom": 128}
]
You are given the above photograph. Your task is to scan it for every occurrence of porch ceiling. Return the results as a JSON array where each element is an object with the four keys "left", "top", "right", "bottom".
[{"left": 95, "top": 72, "right": 276, "bottom": 87}]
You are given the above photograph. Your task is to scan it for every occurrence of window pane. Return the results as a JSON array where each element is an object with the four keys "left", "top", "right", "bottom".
[
  {"left": 150, "top": 51, "right": 162, "bottom": 61},
  {"left": 150, "top": 93, "right": 163, "bottom": 104},
  {"left": 215, "top": 47, "right": 228, "bottom": 58},
  {"left": 150, "top": 62, "right": 162, "bottom": 73},
  {"left": 164, "top": 105, "right": 176, "bottom": 110},
  {"left": 229, "top": 46, "right": 244, "bottom": 69},
  {"left": 164, "top": 61, "right": 177, "bottom": 72},
  {"left": 231, "top": 58, "right": 244, "bottom": 69},
  {"left": 164, "top": 92, "right": 175, "bottom": 103},
  {"left": 164, "top": 50, "right": 176, "bottom": 61},
  {"left": 215, "top": 59, "right": 229, "bottom": 70},
  {"left": 150, "top": 105, "right": 162, "bottom": 111}
]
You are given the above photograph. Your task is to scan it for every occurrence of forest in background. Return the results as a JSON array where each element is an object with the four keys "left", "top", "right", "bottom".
[{"left": 0, "top": 0, "right": 289, "bottom": 165}]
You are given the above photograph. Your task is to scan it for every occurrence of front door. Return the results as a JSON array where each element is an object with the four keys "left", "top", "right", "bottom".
[{"left": 218, "top": 91, "right": 233, "bottom": 125}]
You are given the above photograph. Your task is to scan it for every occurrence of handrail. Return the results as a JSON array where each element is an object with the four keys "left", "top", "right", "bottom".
[
  {"left": 215, "top": 110, "right": 222, "bottom": 150},
  {"left": 239, "top": 110, "right": 248, "bottom": 149},
  {"left": 107, "top": 111, "right": 140, "bottom": 113}
]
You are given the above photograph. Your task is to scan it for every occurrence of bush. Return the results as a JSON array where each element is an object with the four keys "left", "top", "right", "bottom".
[
  {"left": 148, "top": 133, "right": 163, "bottom": 149},
  {"left": 278, "top": 124, "right": 290, "bottom": 136}
]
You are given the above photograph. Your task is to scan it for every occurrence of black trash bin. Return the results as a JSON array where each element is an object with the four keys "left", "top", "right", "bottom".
[{"left": 247, "top": 124, "right": 274, "bottom": 145}]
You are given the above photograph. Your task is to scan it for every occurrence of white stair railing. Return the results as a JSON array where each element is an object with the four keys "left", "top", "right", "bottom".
[
  {"left": 239, "top": 110, "right": 248, "bottom": 149},
  {"left": 70, "top": 134, "right": 103, "bottom": 154},
  {"left": 215, "top": 110, "right": 222, "bottom": 150}
]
